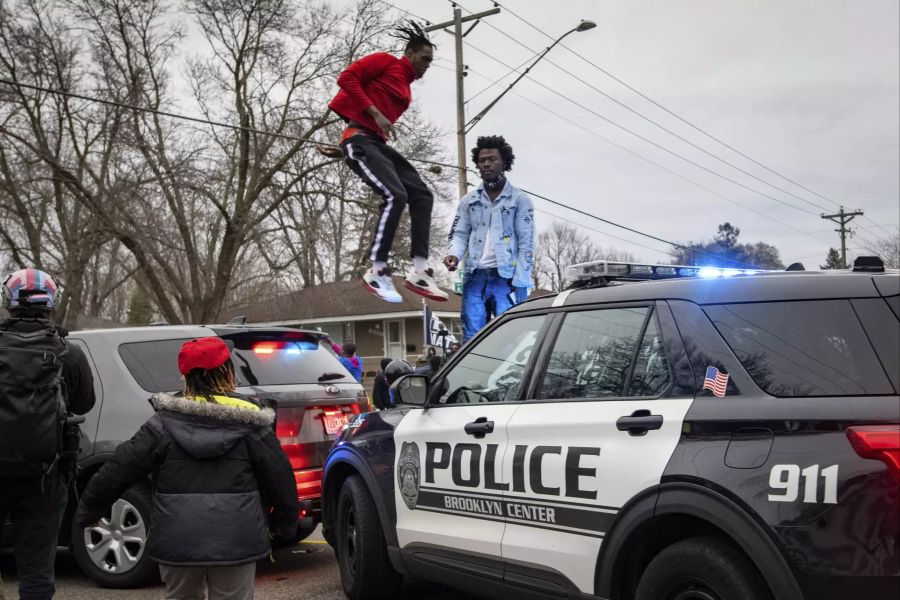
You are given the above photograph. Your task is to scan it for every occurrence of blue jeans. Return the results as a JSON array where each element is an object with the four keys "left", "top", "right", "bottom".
[{"left": 461, "top": 269, "right": 528, "bottom": 341}]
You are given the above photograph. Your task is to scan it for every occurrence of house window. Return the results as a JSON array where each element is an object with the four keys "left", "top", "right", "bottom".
[{"left": 312, "top": 322, "right": 355, "bottom": 343}]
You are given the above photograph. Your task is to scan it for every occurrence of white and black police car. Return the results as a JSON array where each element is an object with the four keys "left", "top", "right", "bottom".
[{"left": 321, "top": 257, "right": 899, "bottom": 600}]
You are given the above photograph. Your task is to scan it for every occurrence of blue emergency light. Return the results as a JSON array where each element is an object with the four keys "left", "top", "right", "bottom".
[{"left": 564, "top": 260, "right": 761, "bottom": 286}]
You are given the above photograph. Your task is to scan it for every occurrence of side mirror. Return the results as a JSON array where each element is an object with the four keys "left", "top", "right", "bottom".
[{"left": 391, "top": 374, "right": 429, "bottom": 406}]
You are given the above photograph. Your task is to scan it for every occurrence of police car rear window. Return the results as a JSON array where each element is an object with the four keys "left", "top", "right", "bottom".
[
  {"left": 119, "top": 332, "right": 350, "bottom": 393},
  {"left": 705, "top": 300, "right": 895, "bottom": 397}
]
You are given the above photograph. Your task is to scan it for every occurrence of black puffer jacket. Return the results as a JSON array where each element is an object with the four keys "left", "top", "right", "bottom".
[{"left": 78, "top": 393, "right": 298, "bottom": 566}]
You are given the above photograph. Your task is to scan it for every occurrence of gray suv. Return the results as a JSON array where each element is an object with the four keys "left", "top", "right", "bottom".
[{"left": 52, "top": 324, "right": 366, "bottom": 587}]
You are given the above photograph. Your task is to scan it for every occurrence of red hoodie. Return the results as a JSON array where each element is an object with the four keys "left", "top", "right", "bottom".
[{"left": 328, "top": 52, "right": 417, "bottom": 141}]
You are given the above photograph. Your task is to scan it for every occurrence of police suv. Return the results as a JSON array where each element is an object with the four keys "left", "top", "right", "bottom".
[{"left": 321, "top": 258, "right": 899, "bottom": 600}]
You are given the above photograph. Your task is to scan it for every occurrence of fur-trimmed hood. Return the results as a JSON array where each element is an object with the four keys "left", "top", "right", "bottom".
[{"left": 152, "top": 393, "right": 275, "bottom": 459}]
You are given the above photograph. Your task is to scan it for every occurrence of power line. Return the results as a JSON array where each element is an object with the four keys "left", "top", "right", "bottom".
[
  {"left": 459, "top": 42, "right": 831, "bottom": 223},
  {"left": 532, "top": 207, "right": 673, "bottom": 258},
  {"left": 458, "top": 46, "right": 831, "bottom": 225},
  {"left": 518, "top": 185, "right": 755, "bottom": 268},
  {"left": 465, "top": 70, "right": 825, "bottom": 242},
  {"left": 440, "top": 54, "right": 840, "bottom": 246},
  {"left": 456, "top": 2, "right": 837, "bottom": 217},
  {"left": 381, "top": 0, "right": 891, "bottom": 242},
  {"left": 484, "top": 0, "right": 896, "bottom": 238},
  {"left": 451, "top": 4, "right": 842, "bottom": 224},
  {"left": 0, "top": 78, "right": 748, "bottom": 267}
]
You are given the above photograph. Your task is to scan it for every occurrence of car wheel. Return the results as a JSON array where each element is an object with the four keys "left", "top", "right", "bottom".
[
  {"left": 71, "top": 483, "right": 158, "bottom": 588},
  {"left": 335, "top": 475, "right": 402, "bottom": 600},
  {"left": 635, "top": 536, "right": 771, "bottom": 600}
]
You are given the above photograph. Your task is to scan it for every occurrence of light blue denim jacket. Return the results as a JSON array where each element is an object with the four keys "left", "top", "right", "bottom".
[{"left": 447, "top": 179, "right": 535, "bottom": 288}]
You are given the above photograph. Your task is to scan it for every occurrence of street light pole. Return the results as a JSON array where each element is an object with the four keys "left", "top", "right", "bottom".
[
  {"left": 453, "top": 8, "right": 467, "bottom": 199},
  {"left": 465, "top": 20, "right": 596, "bottom": 133},
  {"left": 425, "top": 7, "right": 501, "bottom": 199}
]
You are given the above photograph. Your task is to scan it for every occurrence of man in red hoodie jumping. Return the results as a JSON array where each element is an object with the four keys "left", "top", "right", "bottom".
[{"left": 325, "top": 23, "right": 448, "bottom": 304}]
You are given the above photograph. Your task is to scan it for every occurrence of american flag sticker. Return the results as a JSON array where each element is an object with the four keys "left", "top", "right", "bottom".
[{"left": 703, "top": 366, "right": 729, "bottom": 397}]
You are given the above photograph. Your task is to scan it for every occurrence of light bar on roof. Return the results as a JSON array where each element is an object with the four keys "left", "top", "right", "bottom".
[{"left": 565, "top": 260, "right": 758, "bottom": 283}]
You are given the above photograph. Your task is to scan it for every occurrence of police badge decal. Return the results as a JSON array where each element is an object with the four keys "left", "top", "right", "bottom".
[{"left": 397, "top": 441, "right": 421, "bottom": 510}]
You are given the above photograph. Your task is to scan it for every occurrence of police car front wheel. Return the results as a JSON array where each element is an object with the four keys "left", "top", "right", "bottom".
[
  {"left": 335, "top": 475, "right": 402, "bottom": 600},
  {"left": 634, "top": 537, "right": 771, "bottom": 600}
]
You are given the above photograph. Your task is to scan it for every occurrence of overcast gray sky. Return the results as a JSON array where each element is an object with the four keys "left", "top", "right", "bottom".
[{"left": 356, "top": 0, "right": 899, "bottom": 267}]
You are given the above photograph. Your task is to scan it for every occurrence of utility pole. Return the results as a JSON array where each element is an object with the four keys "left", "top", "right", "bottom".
[
  {"left": 425, "top": 4, "right": 500, "bottom": 199},
  {"left": 821, "top": 206, "right": 864, "bottom": 268}
]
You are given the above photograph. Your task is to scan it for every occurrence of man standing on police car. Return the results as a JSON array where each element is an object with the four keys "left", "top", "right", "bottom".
[{"left": 445, "top": 135, "right": 535, "bottom": 341}]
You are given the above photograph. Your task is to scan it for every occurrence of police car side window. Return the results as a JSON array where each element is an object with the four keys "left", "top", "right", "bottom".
[
  {"left": 440, "top": 315, "right": 544, "bottom": 404},
  {"left": 539, "top": 307, "right": 650, "bottom": 400},
  {"left": 628, "top": 314, "right": 671, "bottom": 396}
]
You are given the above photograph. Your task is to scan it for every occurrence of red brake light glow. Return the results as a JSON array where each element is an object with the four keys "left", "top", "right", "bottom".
[
  {"left": 847, "top": 425, "right": 900, "bottom": 483},
  {"left": 253, "top": 341, "right": 278, "bottom": 355}
]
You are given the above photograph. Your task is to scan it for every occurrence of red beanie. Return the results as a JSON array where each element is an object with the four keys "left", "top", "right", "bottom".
[{"left": 178, "top": 337, "right": 231, "bottom": 375}]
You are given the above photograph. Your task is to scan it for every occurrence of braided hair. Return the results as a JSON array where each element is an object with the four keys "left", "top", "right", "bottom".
[
  {"left": 183, "top": 359, "right": 237, "bottom": 403},
  {"left": 391, "top": 20, "right": 436, "bottom": 52}
]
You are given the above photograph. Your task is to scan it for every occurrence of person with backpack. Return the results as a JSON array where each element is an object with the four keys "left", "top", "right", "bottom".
[
  {"left": 76, "top": 336, "right": 298, "bottom": 600},
  {"left": 0, "top": 268, "right": 96, "bottom": 600}
]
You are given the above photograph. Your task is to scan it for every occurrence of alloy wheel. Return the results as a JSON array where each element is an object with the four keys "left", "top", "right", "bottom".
[{"left": 82, "top": 498, "right": 148, "bottom": 574}]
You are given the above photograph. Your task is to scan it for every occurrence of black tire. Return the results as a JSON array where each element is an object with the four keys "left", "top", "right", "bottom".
[
  {"left": 635, "top": 536, "right": 772, "bottom": 600},
  {"left": 334, "top": 475, "right": 402, "bottom": 600},
  {"left": 71, "top": 483, "right": 158, "bottom": 588}
]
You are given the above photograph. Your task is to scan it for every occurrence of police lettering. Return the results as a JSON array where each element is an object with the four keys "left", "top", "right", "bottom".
[{"left": 425, "top": 442, "right": 600, "bottom": 499}]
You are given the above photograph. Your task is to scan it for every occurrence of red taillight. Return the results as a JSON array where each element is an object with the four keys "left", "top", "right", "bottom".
[
  {"left": 847, "top": 425, "right": 900, "bottom": 483},
  {"left": 275, "top": 407, "right": 302, "bottom": 438}
]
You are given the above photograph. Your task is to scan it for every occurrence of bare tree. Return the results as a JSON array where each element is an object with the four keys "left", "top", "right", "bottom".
[
  {"left": 0, "top": 0, "right": 458, "bottom": 326},
  {"left": 0, "top": 0, "right": 136, "bottom": 327},
  {"left": 534, "top": 222, "right": 635, "bottom": 292},
  {"left": 860, "top": 227, "right": 899, "bottom": 269}
]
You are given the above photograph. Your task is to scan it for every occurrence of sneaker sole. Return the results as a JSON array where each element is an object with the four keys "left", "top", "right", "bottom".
[
  {"left": 363, "top": 280, "right": 403, "bottom": 303},
  {"left": 403, "top": 280, "right": 449, "bottom": 302}
]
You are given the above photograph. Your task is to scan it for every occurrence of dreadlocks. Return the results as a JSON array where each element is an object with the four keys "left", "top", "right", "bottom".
[
  {"left": 183, "top": 359, "right": 237, "bottom": 403},
  {"left": 391, "top": 20, "right": 436, "bottom": 52}
]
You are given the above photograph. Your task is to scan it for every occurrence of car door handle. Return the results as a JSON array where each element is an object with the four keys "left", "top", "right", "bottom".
[
  {"left": 616, "top": 409, "right": 663, "bottom": 436},
  {"left": 464, "top": 417, "right": 494, "bottom": 439}
]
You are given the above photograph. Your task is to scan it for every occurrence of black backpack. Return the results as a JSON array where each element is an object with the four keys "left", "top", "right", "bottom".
[{"left": 0, "top": 323, "right": 68, "bottom": 477}]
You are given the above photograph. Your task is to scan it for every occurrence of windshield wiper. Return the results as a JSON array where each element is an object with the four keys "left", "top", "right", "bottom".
[{"left": 317, "top": 372, "right": 345, "bottom": 382}]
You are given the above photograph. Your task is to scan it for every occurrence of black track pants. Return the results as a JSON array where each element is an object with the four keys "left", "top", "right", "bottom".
[
  {"left": 342, "top": 134, "right": 434, "bottom": 264},
  {"left": 0, "top": 476, "right": 67, "bottom": 600}
]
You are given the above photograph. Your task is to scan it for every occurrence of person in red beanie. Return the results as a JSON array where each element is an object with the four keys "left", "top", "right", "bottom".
[{"left": 76, "top": 337, "right": 298, "bottom": 600}]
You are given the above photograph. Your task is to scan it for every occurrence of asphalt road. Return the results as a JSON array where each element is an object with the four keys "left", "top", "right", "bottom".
[{"left": 0, "top": 527, "right": 480, "bottom": 600}]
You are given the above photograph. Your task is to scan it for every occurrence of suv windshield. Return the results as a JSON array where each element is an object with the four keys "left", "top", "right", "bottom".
[{"left": 118, "top": 330, "right": 353, "bottom": 393}]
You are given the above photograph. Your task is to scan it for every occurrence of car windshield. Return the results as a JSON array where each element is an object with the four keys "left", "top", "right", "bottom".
[{"left": 118, "top": 330, "right": 354, "bottom": 393}]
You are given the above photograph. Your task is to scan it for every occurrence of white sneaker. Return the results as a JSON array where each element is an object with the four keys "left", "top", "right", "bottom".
[
  {"left": 363, "top": 268, "right": 403, "bottom": 303},
  {"left": 404, "top": 269, "right": 449, "bottom": 302}
]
